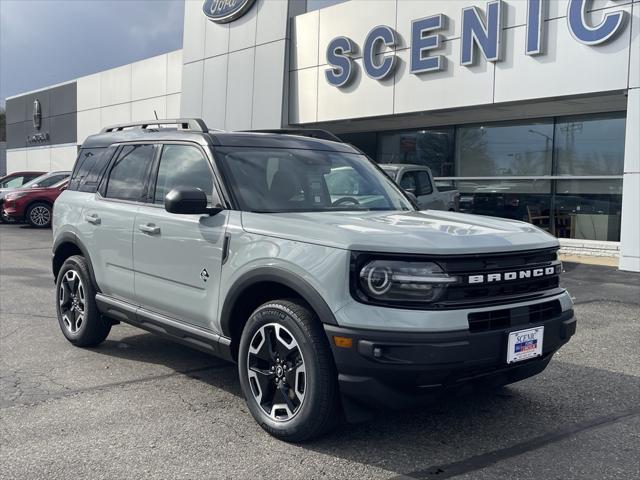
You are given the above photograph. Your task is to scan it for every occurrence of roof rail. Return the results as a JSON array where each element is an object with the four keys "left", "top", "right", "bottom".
[
  {"left": 244, "top": 129, "right": 343, "bottom": 143},
  {"left": 100, "top": 118, "right": 209, "bottom": 134}
]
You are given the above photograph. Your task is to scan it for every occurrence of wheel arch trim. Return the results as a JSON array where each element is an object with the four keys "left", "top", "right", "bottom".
[
  {"left": 52, "top": 232, "right": 99, "bottom": 291},
  {"left": 220, "top": 267, "right": 338, "bottom": 338}
]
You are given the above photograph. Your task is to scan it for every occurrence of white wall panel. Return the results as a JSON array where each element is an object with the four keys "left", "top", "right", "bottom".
[
  {"left": 396, "top": 0, "right": 490, "bottom": 43},
  {"left": 253, "top": 40, "right": 286, "bottom": 129},
  {"left": 225, "top": 49, "right": 255, "bottom": 130},
  {"left": 183, "top": 0, "right": 207, "bottom": 64},
  {"left": 202, "top": 55, "right": 229, "bottom": 129},
  {"left": 76, "top": 73, "right": 101, "bottom": 111},
  {"left": 100, "top": 104, "right": 131, "bottom": 129},
  {"left": 100, "top": 64, "right": 132, "bottom": 107},
  {"left": 204, "top": 19, "right": 230, "bottom": 58},
  {"left": 228, "top": 2, "right": 258, "bottom": 52},
  {"left": 6, "top": 150, "right": 27, "bottom": 174},
  {"left": 289, "top": 68, "right": 318, "bottom": 124},
  {"left": 291, "top": 10, "right": 319, "bottom": 70},
  {"left": 317, "top": 0, "right": 396, "bottom": 64},
  {"left": 50, "top": 145, "right": 78, "bottom": 171},
  {"left": 630, "top": 2, "right": 640, "bottom": 89},
  {"left": 494, "top": 10, "right": 632, "bottom": 103},
  {"left": 77, "top": 109, "right": 101, "bottom": 144},
  {"left": 317, "top": 57, "right": 394, "bottom": 122},
  {"left": 131, "top": 97, "right": 167, "bottom": 122},
  {"left": 27, "top": 148, "right": 51, "bottom": 171},
  {"left": 167, "top": 50, "right": 183, "bottom": 94},
  {"left": 256, "top": 0, "right": 288, "bottom": 45},
  {"left": 394, "top": 38, "right": 494, "bottom": 114},
  {"left": 181, "top": 61, "right": 204, "bottom": 118},
  {"left": 132, "top": 54, "right": 167, "bottom": 101},
  {"left": 166, "top": 93, "right": 182, "bottom": 118}
]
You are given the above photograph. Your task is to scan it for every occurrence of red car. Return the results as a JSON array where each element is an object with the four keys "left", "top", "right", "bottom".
[
  {"left": 0, "top": 171, "right": 47, "bottom": 189},
  {"left": 2, "top": 177, "right": 70, "bottom": 228}
]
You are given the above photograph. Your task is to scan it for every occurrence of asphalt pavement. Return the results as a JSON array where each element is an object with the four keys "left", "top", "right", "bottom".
[{"left": 1, "top": 223, "right": 639, "bottom": 479}]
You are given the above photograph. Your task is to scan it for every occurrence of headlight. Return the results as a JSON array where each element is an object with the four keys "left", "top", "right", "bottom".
[
  {"left": 356, "top": 259, "right": 459, "bottom": 305},
  {"left": 5, "top": 192, "right": 28, "bottom": 201}
]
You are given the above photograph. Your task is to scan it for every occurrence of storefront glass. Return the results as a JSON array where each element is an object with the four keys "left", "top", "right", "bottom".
[{"left": 342, "top": 112, "right": 625, "bottom": 242}]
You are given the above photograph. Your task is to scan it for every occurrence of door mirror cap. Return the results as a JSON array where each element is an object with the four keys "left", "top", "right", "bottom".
[
  {"left": 164, "top": 188, "right": 222, "bottom": 215},
  {"left": 404, "top": 190, "right": 418, "bottom": 203}
]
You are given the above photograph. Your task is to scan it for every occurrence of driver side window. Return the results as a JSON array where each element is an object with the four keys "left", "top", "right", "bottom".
[{"left": 153, "top": 145, "right": 215, "bottom": 204}]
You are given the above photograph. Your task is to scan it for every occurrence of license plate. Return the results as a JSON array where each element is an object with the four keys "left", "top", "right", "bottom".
[{"left": 507, "top": 326, "right": 544, "bottom": 364}]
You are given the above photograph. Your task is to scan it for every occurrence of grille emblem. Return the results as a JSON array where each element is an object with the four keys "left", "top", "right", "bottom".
[{"left": 467, "top": 265, "right": 559, "bottom": 284}]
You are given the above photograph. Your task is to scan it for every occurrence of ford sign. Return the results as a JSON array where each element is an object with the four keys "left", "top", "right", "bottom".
[{"left": 203, "top": 0, "right": 256, "bottom": 24}]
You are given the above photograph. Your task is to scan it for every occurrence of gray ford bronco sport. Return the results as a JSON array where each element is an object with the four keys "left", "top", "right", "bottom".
[{"left": 52, "top": 119, "right": 576, "bottom": 441}]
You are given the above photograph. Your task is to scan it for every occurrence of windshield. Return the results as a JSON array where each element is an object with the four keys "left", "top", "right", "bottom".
[
  {"left": 215, "top": 147, "right": 414, "bottom": 213},
  {"left": 22, "top": 172, "right": 70, "bottom": 189}
]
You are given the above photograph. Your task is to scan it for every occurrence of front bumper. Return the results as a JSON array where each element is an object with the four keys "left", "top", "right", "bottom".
[{"left": 325, "top": 307, "right": 575, "bottom": 410}]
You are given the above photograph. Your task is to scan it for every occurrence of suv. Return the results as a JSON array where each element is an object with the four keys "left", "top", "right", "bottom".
[
  {"left": 52, "top": 119, "right": 576, "bottom": 441},
  {"left": 2, "top": 172, "right": 71, "bottom": 227}
]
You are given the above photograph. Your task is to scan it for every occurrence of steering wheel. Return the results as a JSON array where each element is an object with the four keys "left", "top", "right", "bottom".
[{"left": 332, "top": 196, "right": 360, "bottom": 207}]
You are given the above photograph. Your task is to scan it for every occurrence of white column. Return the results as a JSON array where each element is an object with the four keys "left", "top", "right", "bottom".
[{"left": 619, "top": 87, "right": 640, "bottom": 272}]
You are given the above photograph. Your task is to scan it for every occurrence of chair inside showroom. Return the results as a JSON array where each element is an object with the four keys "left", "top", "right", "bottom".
[{"left": 527, "top": 205, "right": 551, "bottom": 232}]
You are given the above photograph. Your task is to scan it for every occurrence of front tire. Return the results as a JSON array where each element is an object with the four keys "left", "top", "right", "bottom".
[
  {"left": 26, "top": 202, "right": 52, "bottom": 228},
  {"left": 55, "top": 255, "right": 111, "bottom": 347},
  {"left": 238, "top": 299, "right": 339, "bottom": 442}
]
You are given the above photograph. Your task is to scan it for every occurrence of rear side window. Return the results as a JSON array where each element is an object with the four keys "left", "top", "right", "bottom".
[
  {"left": 416, "top": 171, "right": 433, "bottom": 196},
  {"left": 69, "top": 148, "right": 109, "bottom": 192},
  {"left": 105, "top": 144, "right": 155, "bottom": 201}
]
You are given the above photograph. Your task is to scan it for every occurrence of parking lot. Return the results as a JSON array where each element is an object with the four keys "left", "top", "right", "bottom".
[{"left": 0, "top": 222, "right": 638, "bottom": 480}]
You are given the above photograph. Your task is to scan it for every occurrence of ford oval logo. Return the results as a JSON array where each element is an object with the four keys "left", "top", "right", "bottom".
[{"left": 202, "top": 0, "right": 256, "bottom": 24}]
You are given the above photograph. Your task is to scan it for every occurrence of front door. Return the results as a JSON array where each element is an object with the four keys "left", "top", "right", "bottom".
[
  {"left": 79, "top": 144, "right": 156, "bottom": 302},
  {"left": 133, "top": 143, "right": 228, "bottom": 332}
]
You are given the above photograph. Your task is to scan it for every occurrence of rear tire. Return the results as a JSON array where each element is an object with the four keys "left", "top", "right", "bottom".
[
  {"left": 238, "top": 299, "right": 339, "bottom": 442},
  {"left": 26, "top": 202, "right": 52, "bottom": 228},
  {"left": 55, "top": 255, "right": 111, "bottom": 347}
]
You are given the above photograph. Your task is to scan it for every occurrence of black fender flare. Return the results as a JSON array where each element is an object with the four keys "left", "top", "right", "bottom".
[
  {"left": 219, "top": 267, "right": 338, "bottom": 338},
  {"left": 52, "top": 232, "right": 99, "bottom": 291}
]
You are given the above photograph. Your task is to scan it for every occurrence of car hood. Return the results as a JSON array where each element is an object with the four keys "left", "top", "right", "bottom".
[{"left": 241, "top": 210, "right": 558, "bottom": 254}]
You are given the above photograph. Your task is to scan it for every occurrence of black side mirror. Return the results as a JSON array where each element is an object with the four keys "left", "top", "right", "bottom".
[{"left": 164, "top": 188, "right": 221, "bottom": 215}]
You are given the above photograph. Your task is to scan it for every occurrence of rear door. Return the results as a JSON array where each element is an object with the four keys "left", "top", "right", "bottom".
[
  {"left": 79, "top": 143, "right": 156, "bottom": 302},
  {"left": 133, "top": 143, "right": 228, "bottom": 331}
]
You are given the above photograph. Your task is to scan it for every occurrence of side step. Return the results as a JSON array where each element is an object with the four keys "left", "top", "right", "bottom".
[{"left": 95, "top": 294, "right": 234, "bottom": 362}]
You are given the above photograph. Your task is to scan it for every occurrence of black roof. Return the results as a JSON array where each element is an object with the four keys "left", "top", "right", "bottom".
[{"left": 81, "top": 119, "right": 359, "bottom": 154}]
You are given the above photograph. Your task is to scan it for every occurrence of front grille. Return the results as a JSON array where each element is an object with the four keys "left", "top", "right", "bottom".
[
  {"left": 468, "top": 300, "right": 562, "bottom": 333},
  {"left": 434, "top": 248, "right": 562, "bottom": 308}
]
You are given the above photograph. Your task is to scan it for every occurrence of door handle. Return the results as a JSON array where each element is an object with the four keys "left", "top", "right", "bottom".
[
  {"left": 84, "top": 213, "right": 101, "bottom": 225},
  {"left": 138, "top": 223, "right": 160, "bottom": 235}
]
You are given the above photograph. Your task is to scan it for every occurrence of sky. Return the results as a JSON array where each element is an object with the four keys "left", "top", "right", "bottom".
[{"left": 0, "top": 0, "right": 185, "bottom": 106}]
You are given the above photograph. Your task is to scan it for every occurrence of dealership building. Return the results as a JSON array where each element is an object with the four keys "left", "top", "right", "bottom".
[{"left": 4, "top": 0, "right": 639, "bottom": 272}]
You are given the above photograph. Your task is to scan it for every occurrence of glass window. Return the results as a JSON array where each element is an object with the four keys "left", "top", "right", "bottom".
[
  {"left": 378, "top": 128, "right": 455, "bottom": 176},
  {"left": 70, "top": 148, "right": 108, "bottom": 192},
  {"left": 153, "top": 145, "right": 214, "bottom": 204},
  {"left": 105, "top": 144, "right": 155, "bottom": 201},
  {"left": 215, "top": 147, "right": 413, "bottom": 213},
  {"left": 555, "top": 113, "right": 625, "bottom": 175},
  {"left": 1, "top": 176, "right": 25, "bottom": 188},
  {"left": 22, "top": 172, "right": 70, "bottom": 188},
  {"left": 456, "top": 121, "right": 553, "bottom": 176}
]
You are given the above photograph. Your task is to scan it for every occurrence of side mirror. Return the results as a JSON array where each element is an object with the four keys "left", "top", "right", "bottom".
[
  {"left": 404, "top": 190, "right": 418, "bottom": 204},
  {"left": 59, "top": 185, "right": 67, "bottom": 191},
  {"left": 164, "top": 187, "right": 221, "bottom": 215}
]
